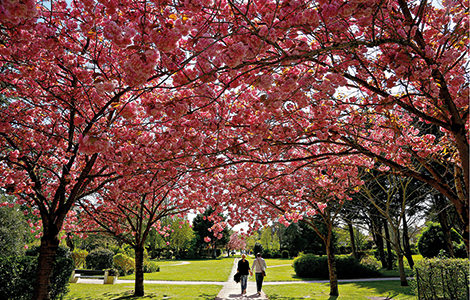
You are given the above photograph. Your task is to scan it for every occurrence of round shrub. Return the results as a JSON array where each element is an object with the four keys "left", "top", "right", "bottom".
[
  {"left": 293, "top": 254, "right": 381, "bottom": 279},
  {"left": 143, "top": 260, "right": 160, "bottom": 273},
  {"left": 113, "top": 253, "right": 134, "bottom": 275},
  {"left": 0, "top": 245, "right": 74, "bottom": 300},
  {"left": 86, "top": 248, "right": 114, "bottom": 270},
  {"left": 418, "top": 223, "right": 463, "bottom": 258},
  {"left": 360, "top": 255, "right": 381, "bottom": 271},
  {"left": 281, "top": 250, "right": 289, "bottom": 258}
]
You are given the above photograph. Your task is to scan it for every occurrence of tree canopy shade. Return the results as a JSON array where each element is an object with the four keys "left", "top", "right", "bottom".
[{"left": 0, "top": 0, "right": 468, "bottom": 299}]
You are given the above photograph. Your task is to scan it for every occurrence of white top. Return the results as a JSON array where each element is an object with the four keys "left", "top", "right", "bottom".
[{"left": 252, "top": 257, "right": 267, "bottom": 273}]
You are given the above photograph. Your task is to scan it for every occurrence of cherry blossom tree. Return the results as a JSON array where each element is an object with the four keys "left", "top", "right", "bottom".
[
  {"left": 78, "top": 170, "right": 197, "bottom": 296},
  {"left": 226, "top": 232, "right": 247, "bottom": 255},
  {"left": 0, "top": 1, "right": 220, "bottom": 298},
  {"left": 181, "top": 0, "right": 468, "bottom": 250}
]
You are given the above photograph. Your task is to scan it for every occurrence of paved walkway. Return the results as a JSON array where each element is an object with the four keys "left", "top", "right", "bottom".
[{"left": 215, "top": 258, "right": 268, "bottom": 300}]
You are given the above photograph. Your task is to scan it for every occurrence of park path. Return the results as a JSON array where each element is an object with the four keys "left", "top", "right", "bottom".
[{"left": 215, "top": 258, "right": 268, "bottom": 300}]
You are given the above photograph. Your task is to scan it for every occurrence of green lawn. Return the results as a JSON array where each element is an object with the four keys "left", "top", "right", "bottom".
[
  {"left": 65, "top": 283, "right": 220, "bottom": 299},
  {"left": 120, "top": 257, "right": 234, "bottom": 281},
  {"left": 263, "top": 258, "right": 301, "bottom": 282},
  {"left": 264, "top": 281, "right": 417, "bottom": 300}
]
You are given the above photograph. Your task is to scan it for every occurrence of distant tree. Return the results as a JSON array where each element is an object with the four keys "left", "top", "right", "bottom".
[
  {"left": 192, "top": 207, "right": 230, "bottom": 258},
  {"left": 253, "top": 242, "right": 264, "bottom": 255},
  {"left": 281, "top": 221, "right": 330, "bottom": 256},
  {"left": 226, "top": 233, "right": 246, "bottom": 256}
]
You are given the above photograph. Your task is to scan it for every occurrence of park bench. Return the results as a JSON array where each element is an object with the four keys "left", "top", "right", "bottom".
[{"left": 70, "top": 269, "right": 117, "bottom": 284}]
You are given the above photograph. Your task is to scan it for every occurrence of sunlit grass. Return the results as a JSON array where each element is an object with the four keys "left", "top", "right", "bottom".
[
  {"left": 120, "top": 257, "right": 235, "bottom": 281},
  {"left": 66, "top": 283, "right": 220, "bottom": 299},
  {"left": 264, "top": 281, "right": 416, "bottom": 300}
]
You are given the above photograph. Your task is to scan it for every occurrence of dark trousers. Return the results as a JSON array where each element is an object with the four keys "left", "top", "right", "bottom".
[{"left": 255, "top": 272, "right": 264, "bottom": 292}]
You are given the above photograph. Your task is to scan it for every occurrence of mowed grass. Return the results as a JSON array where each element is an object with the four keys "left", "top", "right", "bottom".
[
  {"left": 121, "top": 257, "right": 235, "bottom": 281},
  {"left": 264, "top": 281, "right": 417, "bottom": 300},
  {"left": 263, "top": 258, "right": 300, "bottom": 282},
  {"left": 65, "top": 283, "right": 220, "bottom": 299}
]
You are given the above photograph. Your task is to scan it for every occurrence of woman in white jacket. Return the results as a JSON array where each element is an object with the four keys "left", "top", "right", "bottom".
[{"left": 251, "top": 253, "right": 267, "bottom": 296}]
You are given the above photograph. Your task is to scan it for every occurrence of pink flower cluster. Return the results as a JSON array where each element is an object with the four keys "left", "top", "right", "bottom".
[
  {"left": 104, "top": 21, "right": 136, "bottom": 48},
  {"left": 223, "top": 42, "right": 248, "bottom": 68},
  {"left": 0, "top": 0, "right": 37, "bottom": 25},
  {"left": 123, "top": 50, "right": 160, "bottom": 86},
  {"left": 78, "top": 134, "right": 110, "bottom": 155}
]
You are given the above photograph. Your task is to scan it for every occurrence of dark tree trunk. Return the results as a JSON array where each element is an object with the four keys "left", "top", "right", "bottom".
[
  {"left": 347, "top": 221, "right": 357, "bottom": 259},
  {"left": 402, "top": 214, "right": 414, "bottom": 268},
  {"left": 383, "top": 220, "right": 393, "bottom": 270},
  {"left": 325, "top": 235, "right": 338, "bottom": 296},
  {"left": 134, "top": 245, "right": 145, "bottom": 296},
  {"left": 33, "top": 227, "right": 60, "bottom": 300},
  {"left": 393, "top": 231, "right": 408, "bottom": 286},
  {"left": 371, "top": 220, "right": 387, "bottom": 268},
  {"left": 435, "top": 194, "right": 455, "bottom": 257}
]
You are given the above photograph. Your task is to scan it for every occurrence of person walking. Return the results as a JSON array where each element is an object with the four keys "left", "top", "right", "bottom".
[
  {"left": 237, "top": 254, "right": 252, "bottom": 295},
  {"left": 252, "top": 252, "right": 267, "bottom": 296}
]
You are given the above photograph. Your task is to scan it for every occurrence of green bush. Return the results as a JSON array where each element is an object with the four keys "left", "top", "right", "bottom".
[
  {"left": 0, "top": 245, "right": 74, "bottom": 300},
  {"left": 360, "top": 255, "right": 381, "bottom": 271},
  {"left": 86, "top": 248, "right": 114, "bottom": 270},
  {"left": 72, "top": 248, "right": 88, "bottom": 268},
  {"left": 293, "top": 254, "right": 381, "bottom": 279},
  {"left": 417, "top": 222, "right": 463, "bottom": 258},
  {"left": 143, "top": 260, "right": 160, "bottom": 273},
  {"left": 263, "top": 249, "right": 281, "bottom": 258},
  {"left": 281, "top": 250, "right": 289, "bottom": 258},
  {"left": 414, "top": 258, "right": 469, "bottom": 300},
  {"left": 113, "top": 253, "right": 134, "bottom": 275}
]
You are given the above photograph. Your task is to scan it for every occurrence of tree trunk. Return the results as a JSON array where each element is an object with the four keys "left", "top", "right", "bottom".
[
  {"left": 394, "top": 232, "right": 408, "bottom": 286},
  {"left": 435, "top": 194, "right": 455, "bottom": 257},
  {"left": 372, "top": 220, "right": 387, "bottom": 268},
  {"left": 134, "top": 245, "right": 145, "bottom": 296},
  {"left": 402, "top": 213, "right": 414, "bottom": 268},
  {"left": 347, "top": 221, "right": 357, "bottom": 259},
  {"left": 325, "top": 237, "right": 339, "bottom": 296},
  {"left": 383, "top": 220, "right": 393, "bottom": 270},
  {"left": 33, "top": 228, "right": 60, "bottom": 300}
]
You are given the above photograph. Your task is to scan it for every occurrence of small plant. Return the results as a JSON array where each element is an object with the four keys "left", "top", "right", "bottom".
[
  {"left": 106, "top": 268, "right": 119, "bottom": 276},
  {"left": 72, "top": 248, "right": 88, "bottom": 268}
]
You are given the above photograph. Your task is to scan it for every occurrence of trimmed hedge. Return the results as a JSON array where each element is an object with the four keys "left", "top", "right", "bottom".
[
  {"left": 293, "top": 254, "right": 381, "bottom": 279},
  {"left": 0, "top": 246, "right": 74, "bottom": 300},
  {"left": 414, "top": 258, "right": 469, "bottom": 300},
  {"left": 86, "top": 248, "right": 114, "bottom": 270}
]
